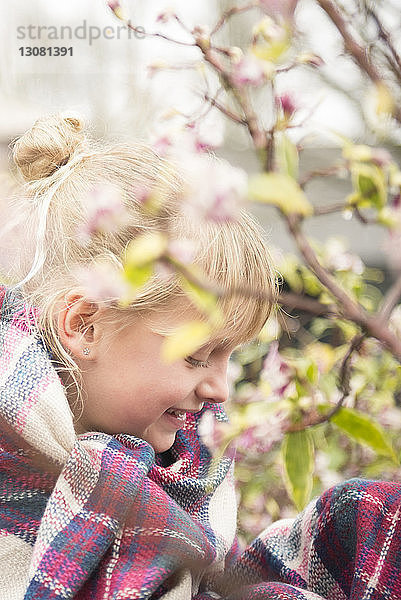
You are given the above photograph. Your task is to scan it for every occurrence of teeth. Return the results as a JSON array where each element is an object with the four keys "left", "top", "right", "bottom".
[{"left": 167, "top": 408, "right": 186, "bottom": 420}]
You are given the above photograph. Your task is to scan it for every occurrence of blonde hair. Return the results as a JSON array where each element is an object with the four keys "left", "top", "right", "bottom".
[{"left": 5, "top": 112, "right": 277, "bottom": 407}]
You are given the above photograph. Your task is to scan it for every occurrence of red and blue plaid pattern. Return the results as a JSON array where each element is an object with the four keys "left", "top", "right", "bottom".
[{"left": 1, "top": 285, "right": 401, "bottom": 599}]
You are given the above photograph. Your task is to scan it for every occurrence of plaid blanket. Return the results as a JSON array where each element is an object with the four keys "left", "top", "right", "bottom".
[{"left": 1, "top": 285, "right": 401, "bottom": 600}]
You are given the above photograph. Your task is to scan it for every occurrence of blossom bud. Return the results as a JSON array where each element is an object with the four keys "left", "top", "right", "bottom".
[
  {"left": 297, "top": 52, "right": 324, "bottom": 67},
  {"left": 231, "top": 54, "right": 267, "bottom": 87},
  {"left": 371, "top": 147, "right": 393, "bottom": 168},
  {"left": 151, "top": 135, "right": 173, "bottom": 157},
  {"left": 275, "top": 93, "right": 296, "bottom": 117},
  {"left": 156, "top": 10, "right": 176, "bottom": 24},
  {"left": 107, "top": 0, "right": 124, "bottom": 19}
]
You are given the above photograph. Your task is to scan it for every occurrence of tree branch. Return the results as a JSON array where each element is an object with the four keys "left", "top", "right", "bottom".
[
  {"left": 195, "top": 38, "right": 268, "bottom": 149},
  {"left": 300, "top": 166, "right": 345, "bottom": 189},
  {"left": 279, "top": 292, "right": 338, "bottom": 317},
  {"left": 366, "top": 6, "right": 401, "bottom": 79},
  {"left": 378, "top": 273, "right": 401, "bottom": 323},
  {"left": 285, "top": 213, "right": 401, "bottom": 361},
  {"left": 210, "top": 2, "right": 260, "bottom": 37},
  {"left": 204, "top": 93, "right": 248, "bottom": 126},
  {"left": 313, "top": 202, "right": 348, "bottom": 216},
  {"left": 317, "top": 0, "right": 401, "bottom": 124},
  {"left": 286, "top": 214, "right": 364, "bottom": 322},
  {"left": 287, "top": 333, "right": 365, "bottom": 432},
  {"left": 126, "top": 22, "right": 197, "bottom": 48}
]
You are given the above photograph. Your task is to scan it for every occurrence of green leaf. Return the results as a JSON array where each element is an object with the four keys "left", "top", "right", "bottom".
[
  {"left": 123, "top": 231, "right": 167, "bottom": 298},
  {"left": 123, "top": 263, "right": 153, "bottom": 291},
  {"left": 320, "top": 405, "right": 398, "bottom": 463},
  {"left": 350, "top": 163, "right": 387, "bottom": 209},
  {"left": 125, "top": 231, "right": 167, "bottom": 267},
  {"left": 279, "top": 256, "right": 304, "bottom": 293},
  {"left": 276, "top": 133, "right": 299, "bottom": 180},
  {"left": 282, "top": 430, "right": 314, "bottom": 510},
  {"left": 306, "top": 362, "right": 318, "bottom": 384},
  {"left": 248, "top": 172, "right": 313, "bottom": 217},
  {"left": 178, "top": 273, "right": 224, "bottom": 329},
  {"left": 161, "top": 320, "right": 212, "bottom": 363}
]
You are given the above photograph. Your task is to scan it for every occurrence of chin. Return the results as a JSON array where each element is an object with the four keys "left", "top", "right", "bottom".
[{"left": 149, "top": 435, "right": 176, "bottom": 454}]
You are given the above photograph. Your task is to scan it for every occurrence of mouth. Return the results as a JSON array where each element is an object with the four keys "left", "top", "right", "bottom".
[
  {"left": 165, "top": 408, "right": 187, "bottom": 421},
  {"left": 162, "top": 405, "right": 204, "bottom": 429},
  {"left": 163, "top": 408, "right": 187, "bottom": 429}
]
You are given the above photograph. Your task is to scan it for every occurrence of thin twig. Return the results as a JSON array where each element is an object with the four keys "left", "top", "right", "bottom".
[
  {"left": 317, "top": 0, "right": 401, "bottom": 124},
  {"left": 279, "top": 291, "right": 339, "bottom": 317},
  {"left": 196, "top": 39, "right": 268, "bottom": 149},
  {"left": 286, "top": 214, "right": 364, "bottom": 322},
  {"left": 126, "top": 22, "right": 197, "bottom": 48},
  {"left": 366, "top": 6, "right": 401, "bottom": 78},
  {"left": 313, "top": 202, "right": 348, "bottom": 216},
  {"left": 210, "top": 2, "right": 260, "bottom": 37},
  {"left": 300, "top": 166, "right": 345, "bottom": 189},
  {"left": 353, "top": 206, "right": 378, "bottom": 225},
  {"left": 285, "top": 213, "right": 401, "bottom": 361},
  {"left": 378, "top": 273, "right": 401, "bottom": 323},
  {"left": 174, "top": 14, "right": 193, "bottom": 36},
  {"left": 288, "top": 333, "right": 365, "bottom": 432},
  {"left": 204, "top": 93, "right": 248, "bottom": 126}
]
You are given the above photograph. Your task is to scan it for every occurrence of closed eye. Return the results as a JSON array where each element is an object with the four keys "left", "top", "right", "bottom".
[{"left": 185, "top": 356, "right": 210, "bottom": 368}]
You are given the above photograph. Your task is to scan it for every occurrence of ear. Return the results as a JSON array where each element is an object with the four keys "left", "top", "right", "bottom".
[{"left": 57, "top": 291, "right": 102, "bottom": 360}]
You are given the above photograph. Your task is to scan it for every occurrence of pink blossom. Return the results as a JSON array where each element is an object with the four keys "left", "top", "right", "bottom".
[
  {"left": 131, "top": 182, "right": 152, "bottom": 206},
  {"left": 77, "top": 184, "right": 129, "bottom": 245},
  {"left": 181, "top": 155, "right": 248, "bottom": 223},
  {"left": 376, "top": 405, "right": 401, "bottom": 429},
  {"left": 108, "top": 0, "right": 120, "bottom": 9},
  {"left": 324, "top": 239, "right": 364, "bottom": 275},
  {"left": 154, "top": 260, "right": 175, "bottom": 281},
  {"left": 259, "top": 0, "right": 298, "bottom": 20},
  {"left": 236, "top": 411, "right": 288, "bottom": 454},
  {"left": 185, "top": 122, "right": 224, "bottom": 153},
  {"left": 231, "top": 54, "right": 267, "bottom": 88},
  {"left": 392, "top": 194, "right": 401, "bottom": 209},
  {"left": 107, "top": 0, "right": 121, "bottom": 15},
  {"left": 167, "top": 238, "right": 197, "bottom": 265},
  {"left": 198, "top": 409, "right": 230, "bottom": 453},
  {"left": 260, "top": 341, "right": 293, "bottom": 400},
  {"left": 275, "top": 93, "right": 297, "bottom": 117},
  {"left": 371, "top": 148, "right": 393, "bottom": 167},
  {"left": 74, "top": 262, "right": 129, "bottom": 303},
  {"left": 156, "top": 10, "right": 176, "bottom": 24},
  {"left": 151, "top": 135, "right": 173, "bottom": 157}
]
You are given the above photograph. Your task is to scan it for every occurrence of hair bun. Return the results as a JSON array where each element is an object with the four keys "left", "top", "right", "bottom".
[{"left": 12, "top": 113, "right": 86, "bottom": 182}]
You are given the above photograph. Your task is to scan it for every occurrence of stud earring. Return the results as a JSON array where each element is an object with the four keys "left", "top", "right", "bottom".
[{"left": 83, "top": 347, "right": 90, "bottom": 355}]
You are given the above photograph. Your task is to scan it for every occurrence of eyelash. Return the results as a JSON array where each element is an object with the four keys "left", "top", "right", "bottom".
[{"left": 185, "top": 356, "right": 210, "bottom": 368}]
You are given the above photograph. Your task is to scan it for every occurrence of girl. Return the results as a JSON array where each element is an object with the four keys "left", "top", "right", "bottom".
[{"left": 1, "top": 114, "right": 400, "bottom": 600}]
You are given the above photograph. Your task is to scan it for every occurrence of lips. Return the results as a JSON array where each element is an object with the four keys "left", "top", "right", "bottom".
[{"left": 165, "top": 408, "right": 186, "bottom": 421}]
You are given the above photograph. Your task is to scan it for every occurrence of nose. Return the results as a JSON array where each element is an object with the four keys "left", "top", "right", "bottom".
[{"left": 195, "top": 363, "right": 230, "bottom": 404}]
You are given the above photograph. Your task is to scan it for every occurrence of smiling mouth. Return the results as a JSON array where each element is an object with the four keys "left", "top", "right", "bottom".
[{"left": 165, "top": 408, "right": 186, "bottom": 421}]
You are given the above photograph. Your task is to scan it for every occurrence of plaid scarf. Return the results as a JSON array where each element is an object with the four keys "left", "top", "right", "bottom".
[{"left": 1, "top": 285, "right": 401, "bottom": 600}]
